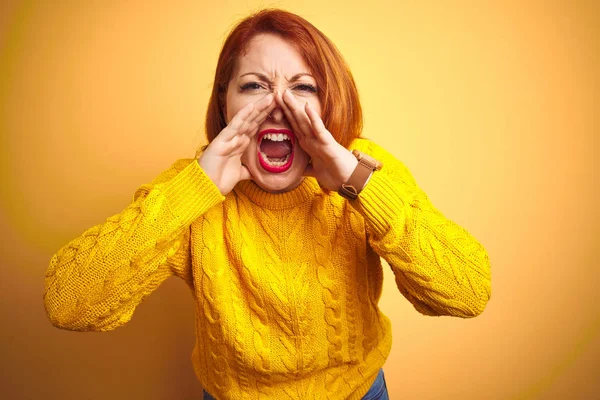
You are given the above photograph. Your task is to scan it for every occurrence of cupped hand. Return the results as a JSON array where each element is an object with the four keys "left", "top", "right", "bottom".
[
  {"left": 275, "top": 89, "right": 358, "bottom": 192},
  {"left": 198, "top": 93, "right": 277, "bottom": 195}
]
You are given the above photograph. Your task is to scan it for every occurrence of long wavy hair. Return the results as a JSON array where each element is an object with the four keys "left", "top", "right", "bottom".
[{"left": 196, "top": 9, "right": 363, "bottom": 157}]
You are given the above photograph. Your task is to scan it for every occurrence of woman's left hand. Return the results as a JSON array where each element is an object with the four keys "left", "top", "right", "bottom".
[{"left": 276, "top": 89, "right": 358, "bottom": 192}]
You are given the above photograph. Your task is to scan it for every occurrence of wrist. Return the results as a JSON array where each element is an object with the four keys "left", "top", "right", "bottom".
[
  {"left": 339, "top": 150, "right": 359, "bottom": 186},
  {"left": 198, "top": 154, "right": 226, "bottom": 195},
  {"left": 338, "top": 150, "right": 383, "bottom": 200}
]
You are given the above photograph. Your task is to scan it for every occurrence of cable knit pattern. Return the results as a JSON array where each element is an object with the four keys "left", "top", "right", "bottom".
[
  {"left": 346, "top": 205, "right": 379, "bottom": 377},
  {"left": 351, "top": 139, "right": 492, "bottom": 318},
  {"left": 44, "top": 159, "right": 223, "bottom": 332},
  {"left": 198, "top": 213, "right": 233, "bottom": 396},
  {"left": 311, "top": 193, "right": 348, "bottom": 398},
  {"left": 226, "top": 197, "right": 273, "bottom": 397},
  {"left": 44, "top": 139, "right": 491, "bottom": 399}
]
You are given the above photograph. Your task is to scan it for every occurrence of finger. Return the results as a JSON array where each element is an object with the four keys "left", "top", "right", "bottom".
[
  {"left": 305, "top": 102, "right": 330, "bottom": 140},
  {"left": 234, "top": 94, "right": 275, "bottom": 138},
  {"left": 252, "top": 93, "right": 275, "bottom": 116},
  {"left": 242, "top": 93, "right": 274, "bottom": 129},
  {"left": 279, "top": 90, "right": 308, "bottom": 141},
  {"left": 221, "top": 102, "right": 255, "bottom": 140},
  {"left": 283, "top": 89, "right": 314, "bottom": 138},
  {"left": 246, "top": 98, "right": 277, "bottom": 136},
  {"left": 275, "top": 90, "right": 303, "bottom": 140}
]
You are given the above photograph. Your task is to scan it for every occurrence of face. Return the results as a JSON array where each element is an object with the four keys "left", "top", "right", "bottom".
[{"left": 224, "top": 33, "right": 322, "bottom": 193}]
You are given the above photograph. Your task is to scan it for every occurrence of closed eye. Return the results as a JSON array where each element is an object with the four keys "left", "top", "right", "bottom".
[
  {"left": 240, "top": 82, "right": 318, "bottom": 93},
  {"left": 293, "top": 84, "right": 318, "bottom": 93},
  {"left": 240, "top": 82, "right": 264, "bottom": 91}
]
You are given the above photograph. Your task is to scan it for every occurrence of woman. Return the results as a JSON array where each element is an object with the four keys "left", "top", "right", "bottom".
[{"left": 44, "top": 9, "right": 491, "bottom": 400}]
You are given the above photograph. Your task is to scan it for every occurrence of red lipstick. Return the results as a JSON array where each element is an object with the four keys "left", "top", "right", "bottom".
[{"left": 257, "top": 129, "right": 295, "bottom": 173}]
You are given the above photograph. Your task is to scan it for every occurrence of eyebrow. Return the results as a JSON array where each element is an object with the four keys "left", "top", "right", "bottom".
[{"left": 239, "top": 72, "right": 314, "bottom": 82}]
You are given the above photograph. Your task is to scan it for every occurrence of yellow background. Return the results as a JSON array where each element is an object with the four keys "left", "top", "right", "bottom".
[{"left": 1, "top": 0, "right": 598, "bottom": 399}]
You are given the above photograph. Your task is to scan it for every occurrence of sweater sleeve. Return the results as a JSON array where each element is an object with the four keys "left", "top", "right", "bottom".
[
  {"left": 348, "top": 139, "right": 491, "bottom": 318},
  {"left": 43, "top": 158, "right": 224, "bottom": 331}
]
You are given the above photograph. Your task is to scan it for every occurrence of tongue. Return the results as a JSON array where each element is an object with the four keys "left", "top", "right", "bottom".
[{"left": 260, "top": 140, "right": 292, "bottom": 158}]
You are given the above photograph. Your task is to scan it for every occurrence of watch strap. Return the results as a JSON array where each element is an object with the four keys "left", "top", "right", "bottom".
[{"left": 338, "top": 150, "right": 382, "bottom": 200}]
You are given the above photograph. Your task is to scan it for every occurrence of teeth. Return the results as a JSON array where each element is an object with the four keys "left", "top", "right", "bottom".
[
  {"left": 260, "top": 151, "right": 291, "bottom": 166},
  {"left": 263, "top": 133, "right": 290, "bottom": 142}
]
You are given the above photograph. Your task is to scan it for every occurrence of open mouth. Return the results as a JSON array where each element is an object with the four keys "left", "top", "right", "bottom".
[{"left": 257, "top": 129, "right": 295, "bottom": 173}]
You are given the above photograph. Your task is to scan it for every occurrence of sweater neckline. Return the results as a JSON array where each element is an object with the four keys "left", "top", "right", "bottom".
[{"left": 234, "top": 178, "right": 321, "bottom": 210}]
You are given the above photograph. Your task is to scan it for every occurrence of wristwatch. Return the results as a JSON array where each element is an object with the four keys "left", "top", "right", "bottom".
[{"left": 338, "top": 150, "right": 383, "bottom": 200}]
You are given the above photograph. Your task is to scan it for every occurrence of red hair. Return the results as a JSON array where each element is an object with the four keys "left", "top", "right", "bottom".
[{"left": 199, "top": 9, "right": 363, "bottom": 156}]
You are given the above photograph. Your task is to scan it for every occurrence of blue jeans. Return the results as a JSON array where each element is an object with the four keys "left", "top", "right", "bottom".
[{"left": 202, "top": 368, "right": 389, "bottom": 399}]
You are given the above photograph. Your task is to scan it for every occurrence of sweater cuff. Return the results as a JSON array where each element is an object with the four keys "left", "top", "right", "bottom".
[
  {"left": 351, "top": 170, "right": 407, "bottom": 238},
  {"left": 160, "top": 159, "right": 224, "bottom": 226}
]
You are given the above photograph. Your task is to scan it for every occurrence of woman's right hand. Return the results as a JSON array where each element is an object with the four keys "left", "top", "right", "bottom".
[{"left": 198, "top": 93, "right": 276, "bottom": 195}]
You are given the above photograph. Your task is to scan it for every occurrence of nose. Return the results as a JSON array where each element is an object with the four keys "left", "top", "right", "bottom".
[{"left": 268, "top": 104, "right": 285, "bottom": 122}]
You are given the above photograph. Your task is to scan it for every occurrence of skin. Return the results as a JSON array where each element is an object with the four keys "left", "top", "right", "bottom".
[{"left": 199, "top": 33, "right": 358, "bottom": 195}]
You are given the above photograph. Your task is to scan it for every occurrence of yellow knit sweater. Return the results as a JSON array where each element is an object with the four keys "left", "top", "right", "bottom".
[{"left": 44, "top": 138, "right": 491, "bottom": 400}]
